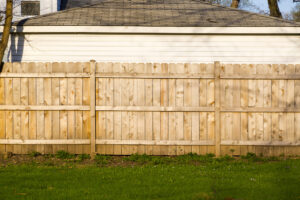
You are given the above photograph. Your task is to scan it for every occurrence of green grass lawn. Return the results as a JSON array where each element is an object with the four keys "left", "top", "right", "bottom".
[{"left": 0, "top": 153, "right": 300, "bottom": 200}]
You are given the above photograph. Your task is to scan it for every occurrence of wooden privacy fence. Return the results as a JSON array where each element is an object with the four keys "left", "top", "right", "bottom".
[{"left": 0, "top": 61, "right": 300, "bottom": 156}]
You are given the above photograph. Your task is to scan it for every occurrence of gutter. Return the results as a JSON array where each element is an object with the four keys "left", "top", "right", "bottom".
[{"left": 1, "top": 26, "right": 300, "bottom": 35}]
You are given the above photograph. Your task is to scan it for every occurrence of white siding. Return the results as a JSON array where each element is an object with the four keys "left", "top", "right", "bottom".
[{"left": 6, "top": 33, "right": 300, "bottom": 64}]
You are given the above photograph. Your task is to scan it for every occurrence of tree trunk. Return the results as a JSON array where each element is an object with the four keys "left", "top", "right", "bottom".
[
  {"left": 0, "top": 0, "right": 13, "bottom": 64},
  {"left": 231, "top": 0, "right": 240, "bottom": 8},
  {"left": 267, "top": 0, "right": 282, "bottom": 18}
]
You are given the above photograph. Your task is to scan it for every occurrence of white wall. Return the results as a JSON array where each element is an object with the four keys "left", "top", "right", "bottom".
[
  {"left": 40, "top": 0, "right": 59, "bottom": 15},
  {"left": 0, "top": 0, "right": 59, "bottom": 22},
  {"left": 6, "top": 33, "right": 300, "bottom": 64}
]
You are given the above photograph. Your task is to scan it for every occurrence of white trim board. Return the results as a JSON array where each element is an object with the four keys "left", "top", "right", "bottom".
[{"left": 1, "top": 26, "right": 300, "bottom": 34}]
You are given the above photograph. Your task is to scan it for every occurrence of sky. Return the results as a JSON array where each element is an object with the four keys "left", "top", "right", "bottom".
[{"left": 239, "top": 0, "right": 300, "bottom": 19}]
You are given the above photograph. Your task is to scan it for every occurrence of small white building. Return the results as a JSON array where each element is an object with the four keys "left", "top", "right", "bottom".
[
  {"left": 0, "top": 0, "right": 61, "bottom": 22},
  {"left": 2, "top": 0, "right": 300, "bottom": 64}
]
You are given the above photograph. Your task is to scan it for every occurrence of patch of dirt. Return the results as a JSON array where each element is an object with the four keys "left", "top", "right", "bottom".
[
  {"left": 0, "top": 154, "right": 145, "bottom": 168},
  {"left": 1, "top": 154, "right": 299, "bottom": 168},
  {"left": 0, "top": 154, "right": 89, "bottom": 167}
]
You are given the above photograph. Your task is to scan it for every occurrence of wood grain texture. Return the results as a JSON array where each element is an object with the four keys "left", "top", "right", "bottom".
[{"left": 1, "top": 62, "right": 300, "bottom": 156}]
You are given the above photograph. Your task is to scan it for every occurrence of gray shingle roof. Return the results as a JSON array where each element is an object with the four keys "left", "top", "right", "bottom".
[{"left": 15, "top": 0, "right": 300, "bottom": 27}]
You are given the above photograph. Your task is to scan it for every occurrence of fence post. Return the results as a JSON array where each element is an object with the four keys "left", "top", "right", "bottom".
[
  {"left": 214, "top": 61, "right": 221, "bottom": 157},
  {"left": 90, "top": 60, "right": 96, "bottom": 158}
]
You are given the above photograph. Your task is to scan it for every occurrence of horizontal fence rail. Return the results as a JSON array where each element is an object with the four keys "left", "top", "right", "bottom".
[{"left": 0, "top": 62, "right": 300, "bottom": 156}]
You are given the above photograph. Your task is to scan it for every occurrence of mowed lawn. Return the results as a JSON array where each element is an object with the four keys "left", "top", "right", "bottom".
[{"left": 0, "top": 154, "right": 300, "bottom": 200}]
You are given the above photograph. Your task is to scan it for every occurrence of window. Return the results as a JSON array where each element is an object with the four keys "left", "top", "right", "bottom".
[{"left": 21, "top": 1, "right": 40, "bottom": 16}]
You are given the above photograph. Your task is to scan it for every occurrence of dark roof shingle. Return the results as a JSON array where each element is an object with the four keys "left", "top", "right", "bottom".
[{"left": 15, "top": 0, "right": 300, "bottom": 27}]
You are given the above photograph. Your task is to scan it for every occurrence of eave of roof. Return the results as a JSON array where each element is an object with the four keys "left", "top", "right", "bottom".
[{"left": 2, "top": 26, "right": 300, "bottom": 34}]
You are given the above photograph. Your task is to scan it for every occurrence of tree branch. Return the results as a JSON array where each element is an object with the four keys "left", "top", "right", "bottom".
[
  {"left": 267, "top": 0, "right": 282, "bottom": 18},
  {"left": 231, "top": 0, "right": 240, "bottom": 8},
  {"left": 0, "top": 0, "right": 13, "bottom": 64}
]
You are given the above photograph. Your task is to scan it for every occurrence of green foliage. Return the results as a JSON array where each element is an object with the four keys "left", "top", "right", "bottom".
[
  {"left": 55, "top": 151, "right": 75, "bottom": 159},
  {"left": 266, "top": 156, "right": 280, "bottom": 162},
  {"left": 215, "top": 154, "right": 235, "bottom": 162},
  {"left": 44, "top": 154, "right": 55, "bottom": 159},
  {"left": 174, "top": 153, "right": 216, "bottom": 163},
  {"left": 279, "top": 153, "right": 285, "bottom": 157},
  {"left": 241, "top": 152, "right": 257, "bottom": 159},
  {"left": 124, "top": 154, "right": 172, "bottom": 165},
  {"left": 241, "top": 152, "right": 262, "bottom": 162},
  {"left": 78, "top": 154, "right": 90, "bottom": 161},
  {"left": 123, "top": 153, "right": 217, "bottom": 165},
  {"left": 94, "top": 154, "right": 112, "bottom": 165},
  {"left": 43, "top": 161, "right": 55, "bottom": 167},
  {"left": 124, "top": 154, "right": 153, "bottom": 163},
  {"left": 29, "top": 151, "right": 42, "bottom": 158},
  {"left": 241, "top": 152, "right": 280, "bottom": 162}
]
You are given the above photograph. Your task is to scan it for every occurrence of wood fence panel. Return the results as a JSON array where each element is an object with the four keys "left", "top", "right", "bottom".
[
  {"left": 0, "top": 62, "right": 300, "bottom": 156},
  {"left": 220, "top": 63, "right": 300, "bottom": 156},
  {"left": 0, "top": 62, "right": 90, "bottom": 154},
  {"left": 94, "top": 63, "right": 215, "bottom": 155}
]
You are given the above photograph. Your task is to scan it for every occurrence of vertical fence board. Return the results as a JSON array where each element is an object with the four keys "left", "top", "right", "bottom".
[
  {"left": 20, "top": 72, "right": 29, "bottom": 154},
  {"left": 75, "top": 76, "right": 83, "bottom": 154},
  {"left": 82, "top": 76, "right": 90, "bottom": 154},
  {"left": 113, "top": 63, "right": 122, "bottom": 155},
  {"left": 67, "top": 78, "right": 76, "bottom": 154},
  {"left": 136, "top": 64, "right": 146, "bottom": 154},
  {"left": 191, "top": 64, "right": 200, "bottom": 154},
  {"left": 59, "top": 76, "right": 67, "bottom": 152},
  {"left": 183, "top": 64, "right": 192, "bottom": 154},
  {"left": 44, "top": 76, "right": 52, "bottom": 154},
  {"left": 145, "top": 66, "right": 153, "bottom": 155},
  {"left": 52, "top": 78, "right": 60, "bottom": 154},
  {"left": 5, "top": 111, "right": 13, "bottom": 153},
  {"left": 13, "top": 63, "right": 21, "bottom": 154},
  {"left": 0, "top": 111, "right": 5, "bottom": 154},
  {"left": 206, "top": 84, "right": 215, "bottom": 152},
  {"left": 168, "top": 63, "right": 176, "bottom": 155},
  {"left": 152, "top": 63, "right": 161, "bottom": 155},
  {"left": 214, "top": 62, "right": 221, "bottom": 157},
  {"left": 106, "top": 79, "right": 114, "bottom": 155},
  {"left": 0, "top": 78, "right": 4, "bottom": 153},
  {"left": 90, "top": 61, "right": 96, "bottom": 156},
  {"left": 160, "top": 63, "right": 169, "bottom": 155}
]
